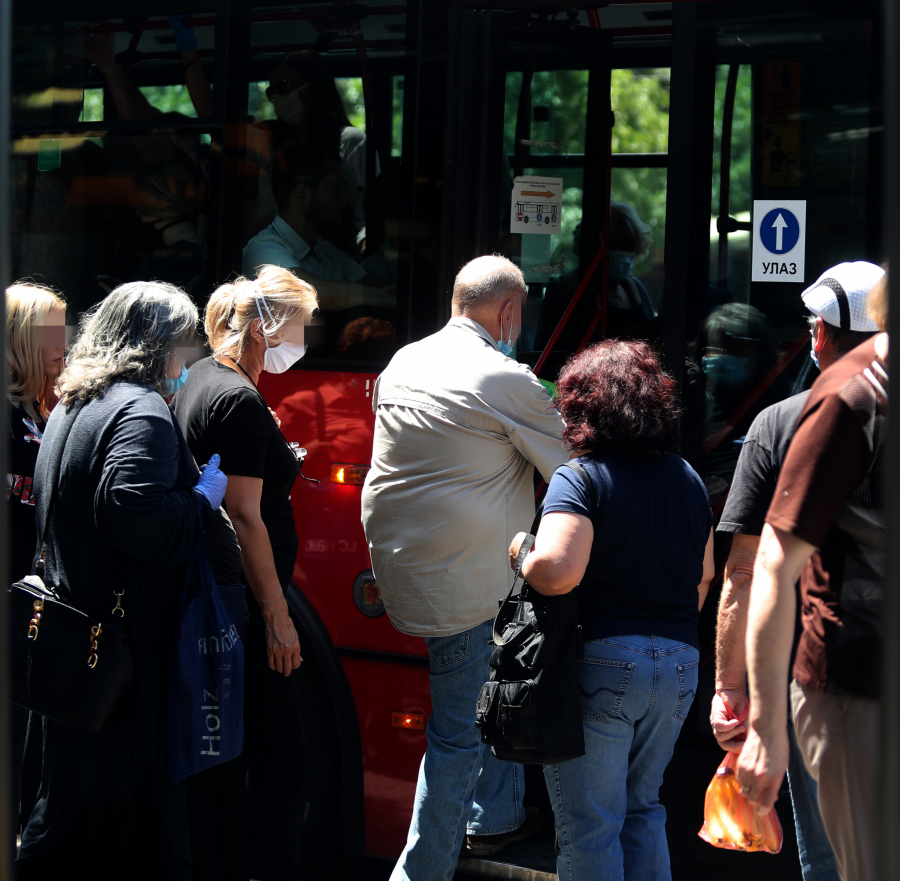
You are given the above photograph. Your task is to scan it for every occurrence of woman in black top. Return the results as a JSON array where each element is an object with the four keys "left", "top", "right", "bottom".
[
  {"left": 5, "top": 282, "right": 66, "bottom": 834},
  {"left": 510, "top": 341, "right": 715, "bottom": 881},
  {"left": 172, "top": 264, "right": 318, "bottom": 881},
  {"left": 17, "top": 281, "right": 231, "bottom": 879}
]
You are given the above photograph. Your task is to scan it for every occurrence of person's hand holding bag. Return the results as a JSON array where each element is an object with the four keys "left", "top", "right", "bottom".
[{"left": 194, "top": 454, "right": 228, "bottom": 510}]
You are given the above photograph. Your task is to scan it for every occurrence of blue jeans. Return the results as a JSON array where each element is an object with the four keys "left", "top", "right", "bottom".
[
  {"left": 787, "top": 716, "right": 840, "bottom": 881},
  {"left": 544, "top": 635, "right": 698, "bottom": 881},
  {"left": 390, "top": 619, "right": 525, "bottom": 881}
]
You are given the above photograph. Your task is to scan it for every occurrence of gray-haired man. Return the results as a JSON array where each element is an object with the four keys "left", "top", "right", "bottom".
[{"left": 362, "top": 255, "right": 566, "bottom": 881}]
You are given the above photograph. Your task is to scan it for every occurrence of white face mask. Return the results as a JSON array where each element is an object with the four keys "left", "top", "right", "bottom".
[
  {"left": 263, "top": 339, "right": 307, "bottom": 374},
  {"left": 254, "top": 291, "right": 307, "bottom": 374},
  {"left": 271, "top": 90, "right": 310, "bottom": 126}
]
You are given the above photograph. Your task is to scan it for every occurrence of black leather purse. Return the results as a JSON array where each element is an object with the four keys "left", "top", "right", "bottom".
[
  {"left": 475, "top": 462, "right": 589, "bottom": 765},
  {"left": 9, "top": 403, "right": 134, "bottom": 732}
]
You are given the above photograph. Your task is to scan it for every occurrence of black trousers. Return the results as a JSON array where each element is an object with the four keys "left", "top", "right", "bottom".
[{"left": 188, "top": 591, "right": 308, "bottom": 881}]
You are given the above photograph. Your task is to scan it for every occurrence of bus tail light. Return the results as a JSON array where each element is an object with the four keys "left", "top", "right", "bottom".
[
  {"left": 331, "top": 463, "right": 369, "bottom": 485},
  {"left": 392, "top": 712, "right": 425, "bottom": 731},
  {"left": 353, "top": 570, "right": 385, "bottom": 618}
]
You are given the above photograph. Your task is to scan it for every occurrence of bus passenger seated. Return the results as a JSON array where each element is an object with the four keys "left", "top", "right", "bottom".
[{"left": 243, "top": 148, "right": 394, "bottom": 313}]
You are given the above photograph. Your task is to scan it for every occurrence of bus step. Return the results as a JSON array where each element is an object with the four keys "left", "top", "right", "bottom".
[{"left": 457, "top": 837, "right": 557, "bottom": 881}]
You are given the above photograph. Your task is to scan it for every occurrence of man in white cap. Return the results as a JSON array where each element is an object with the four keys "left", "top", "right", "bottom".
[{"left": 710, "top": 261, "right": 884, "bottom": 881}]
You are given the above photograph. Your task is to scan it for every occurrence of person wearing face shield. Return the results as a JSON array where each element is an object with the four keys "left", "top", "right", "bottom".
[
  {"left": 243, "top": 147, "right": 394, "bottom": 319},
  {"left": 362, "top": 256, "right": 567, "bottom": 880},
  {"left": 171, "top": 265, "right": 318, "bottom": 881}
]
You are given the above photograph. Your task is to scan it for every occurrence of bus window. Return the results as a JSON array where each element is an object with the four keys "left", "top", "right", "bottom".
[
  {"left": 610, "top": 68, "right": 670, "bottom": 314},
  {"left": 499, "top": 58, "right": 596, "bottom": 364},
  {"left": 236, "top": 4, "right": 413, "bottom": 370},
  {"left": 10, "top": 14, "right": 222, "bottom": 323}
]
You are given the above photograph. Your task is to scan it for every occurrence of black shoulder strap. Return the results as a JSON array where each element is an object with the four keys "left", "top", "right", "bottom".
[{"left": 34, "top": 402, "right": 82, "bottom": 575}]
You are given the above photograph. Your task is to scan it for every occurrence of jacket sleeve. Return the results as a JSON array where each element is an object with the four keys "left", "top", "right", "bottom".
[
  {"left": 95, "top": 394, "right": 199, "bottom": 566},
  {"left": 508, "top": 382, "right": 567, "bottom": 484}
]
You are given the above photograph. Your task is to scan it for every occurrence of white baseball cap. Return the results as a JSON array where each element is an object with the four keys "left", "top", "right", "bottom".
[{"left": 801, "top": 261, "right": 884, "bottom": 333}]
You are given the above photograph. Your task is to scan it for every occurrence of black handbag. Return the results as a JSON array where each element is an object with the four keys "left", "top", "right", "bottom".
[
  {"left": 9, "top": 403, "right": 134, "bottom": 732},
  {"left": 475, "top": 462, "right": 590, "bottom": 765}
]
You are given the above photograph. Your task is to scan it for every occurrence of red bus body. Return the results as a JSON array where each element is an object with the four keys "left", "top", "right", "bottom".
[{"left": 260, "top": 369, "right": 429, "bottom": 857}]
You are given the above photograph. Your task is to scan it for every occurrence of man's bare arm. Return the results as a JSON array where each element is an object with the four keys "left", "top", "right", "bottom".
[
  {"left": 710, "top": 533, "right": 759, "bottom": 750},
  {"left": 737, "top": 523, "right": 813, "bottom": 814}
]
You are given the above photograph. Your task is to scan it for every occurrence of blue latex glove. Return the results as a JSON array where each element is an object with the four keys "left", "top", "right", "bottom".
[
  {"left": 194, "top": 454, "right": 227, "bottom": 510},
  {"left": 168, "top": 15, "right": 198, "bottom": 52}
]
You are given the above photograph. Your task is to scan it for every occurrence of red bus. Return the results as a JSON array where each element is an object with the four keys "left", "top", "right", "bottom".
[{"left": 6, "top": 1, "right": 890, "bottom": 878}]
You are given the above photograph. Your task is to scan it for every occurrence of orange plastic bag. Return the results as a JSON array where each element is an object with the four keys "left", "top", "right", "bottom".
[{"left": 697, "top": 751, "right": 783, "bottom": 854}]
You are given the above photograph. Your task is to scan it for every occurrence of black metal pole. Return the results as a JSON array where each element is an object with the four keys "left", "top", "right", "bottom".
[
  {"left": 882, "top": 0, "right": 900, "bottom": 876},
  {"left": 0, "top": 0, "right": 13, "bottom": 873}
]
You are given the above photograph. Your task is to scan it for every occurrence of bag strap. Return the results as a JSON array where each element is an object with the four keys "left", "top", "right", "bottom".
[{"left": 34, "top": 402, "right": 82, "bottom": 577}]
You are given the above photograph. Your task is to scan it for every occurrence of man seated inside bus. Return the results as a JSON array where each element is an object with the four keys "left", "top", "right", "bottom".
[{"left": 243, "top": 147, "right": 394, "bottom": 313}]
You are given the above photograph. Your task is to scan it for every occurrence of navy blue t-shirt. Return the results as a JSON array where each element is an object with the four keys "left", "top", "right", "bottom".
[{"left": 543, "top": 452, "right": 712, "bottom": 648}]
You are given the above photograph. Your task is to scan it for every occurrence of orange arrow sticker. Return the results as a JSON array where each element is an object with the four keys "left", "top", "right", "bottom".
[{"left": 521, "top": 190, "right": 555, "bottom": 198}]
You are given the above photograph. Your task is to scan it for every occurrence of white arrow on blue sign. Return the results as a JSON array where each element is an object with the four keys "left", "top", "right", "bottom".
[
  {"left": 760, "top": 208, "right": 800, "bottom": 254},
  {"left": 752, "top": 199, "right": 806, "bottom": 282}
]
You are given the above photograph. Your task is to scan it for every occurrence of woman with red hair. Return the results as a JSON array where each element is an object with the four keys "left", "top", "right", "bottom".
[{"left": 510, "top": 340, "right": 715, "bottom": 881}]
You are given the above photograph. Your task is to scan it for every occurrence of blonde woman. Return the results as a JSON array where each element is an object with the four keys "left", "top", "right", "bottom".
[
  {"left": 171, "top": 263, "right": 318, "bottom": 880},
  {"left": 6, "top": 283, "right": 66, "bottom": 583},
  {"left": 5, "top": 283, "right": 65, "bottom": 838}
]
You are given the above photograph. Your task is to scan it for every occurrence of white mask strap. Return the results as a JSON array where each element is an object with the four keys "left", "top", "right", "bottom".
[{"left": 252, "top": 285, "right": 279, "bottom": 346}]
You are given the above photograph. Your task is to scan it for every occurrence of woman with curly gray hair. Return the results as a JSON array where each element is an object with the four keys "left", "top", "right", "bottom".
[{"left": 16, "top": 281, "right": 236, "bottom": 880}]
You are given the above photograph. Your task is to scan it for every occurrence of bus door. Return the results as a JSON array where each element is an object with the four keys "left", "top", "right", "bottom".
[{"left": 442, "top": 9, "right": 613, "bottom": 383}]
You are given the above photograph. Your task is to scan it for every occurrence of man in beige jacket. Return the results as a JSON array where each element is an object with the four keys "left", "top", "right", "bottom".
[{"left": 362, "top": 255, "right": 566, "bottom": 881}]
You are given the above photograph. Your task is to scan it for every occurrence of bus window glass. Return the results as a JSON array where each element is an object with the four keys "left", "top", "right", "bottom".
[
  {"left": 499, "top": 57, "right": 591, "bottom": 366},
  {"left": 13, "top": 16, "right": 216, "bottom": 126},
  {"left": 391, "top": 76, "right": 404, "bottom": 157},
  {"left": 610, "top": 68, "right": 670, "bottom": 315},
  {"left": 237, "top": 3, "right": 411, "bottom": 369},
  {"left": 10, "top": 130, "right": 219, "bottom": 321},
  {"left": 611, "top": 68, "right": 669, "bottom": 154},
  {"left": 611, "top": 166, "right": 666, "bottom": 312},
  {"left": 691, "top": 15, "right": 875, "bottom": 519}
]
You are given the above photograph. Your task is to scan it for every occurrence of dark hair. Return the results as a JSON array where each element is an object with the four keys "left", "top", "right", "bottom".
[
  {"left": 272, "top": 50, "right": 351, "bottom": 136},
  {"left": 556, "top": 340, "right": 680, "bottom": 461},
  {"left": 806, "top": 314, "right": 874, "bottom": 356},
  {"left": 271, "top": 145, "right": 341, "bottom": 214}
]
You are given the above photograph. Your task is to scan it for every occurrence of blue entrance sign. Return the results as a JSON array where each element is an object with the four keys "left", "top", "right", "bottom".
[{"left": 759, "top": 207, "right": 800, "bottom": 254}]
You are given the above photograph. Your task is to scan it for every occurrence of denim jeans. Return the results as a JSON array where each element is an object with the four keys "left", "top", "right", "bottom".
[
  {"left": 390, "top": 619, "right": 525, "bottom": 881},
  {"left": 787, "top": 716, "right": 840, "bottom": 881},
  {"left": 544, "top": 635, "right": 698, "bottom": 881}
]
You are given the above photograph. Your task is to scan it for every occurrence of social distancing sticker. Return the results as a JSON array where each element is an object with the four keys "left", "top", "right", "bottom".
[
  {"left": 510, "top": 176, "right": 562, "bottom": 235},
  {"left": 751, "top": 199, "right": 806, "bottom": 282}
]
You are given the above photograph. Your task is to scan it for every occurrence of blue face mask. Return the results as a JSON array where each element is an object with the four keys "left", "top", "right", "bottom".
[
  {"left": 701, "top": 353, "right": 752, "bottom": 389},
  {"left": 165, "top": 361, "right": 189, "bottom": 395},
  {"left": 809, "top": 330, "right": 820, "bottom": 369},
  {"left": 497, "top": 307, "right": 515, "bottom": 357},
  {"left": 608, "top": 250, "right": 635, "bottom": 286}
]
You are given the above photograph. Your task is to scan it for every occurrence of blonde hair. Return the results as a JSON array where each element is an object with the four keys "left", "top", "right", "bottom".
[
  {"left": 868, "top": 267, "right": 888, "bottom": 332},
  {"left": 205, "top": 265, "right": 318, "bottom": 360},
  {"left": 6, "top": 282, "right": 66, "bottom": 421}
]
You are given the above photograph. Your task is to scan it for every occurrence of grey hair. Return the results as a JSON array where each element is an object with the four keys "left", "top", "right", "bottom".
[
  {"left": 57, "top": 281, "right": 198, "bottom": 405},
  {"left": 451, "top": 255, "right": 526, "bottom": 311}
]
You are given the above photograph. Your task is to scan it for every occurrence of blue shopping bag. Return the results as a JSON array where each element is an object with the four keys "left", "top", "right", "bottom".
[{"left": 168, "top": 499, "right": 245, "bottom": 783}]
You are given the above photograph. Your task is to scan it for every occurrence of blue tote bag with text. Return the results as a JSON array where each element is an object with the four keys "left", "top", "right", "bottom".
[{"left": 168, "top": 498, "right": 245, "bottom": 783}]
